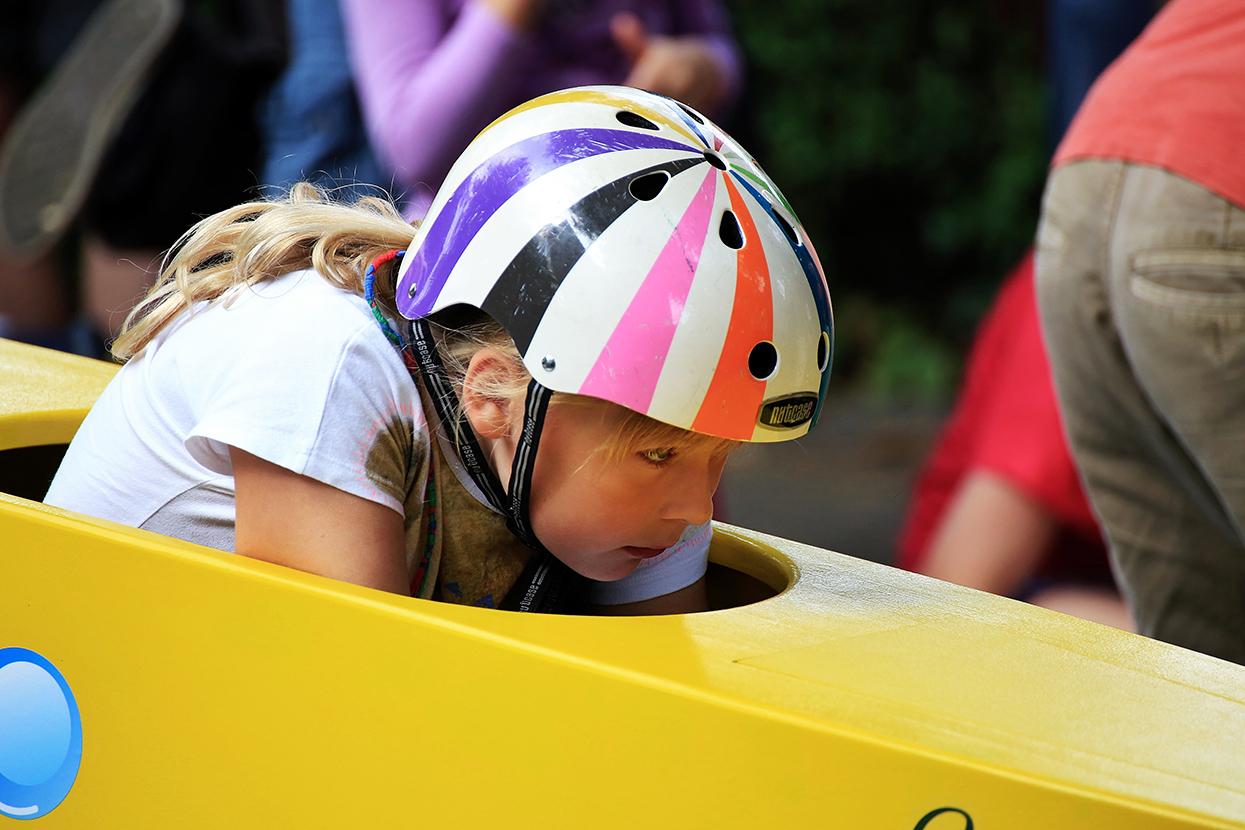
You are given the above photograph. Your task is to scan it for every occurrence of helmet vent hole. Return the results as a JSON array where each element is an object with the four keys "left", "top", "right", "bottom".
[
  {"left": 772, "top": 211, "right": 800, "bottom": 247},
  {"left": 616, "top": 110, "right": 659, "bottom": 131},
  {"left": 678, "top": 103, "right": 705, "bottom": 125},
  {"left": 817, "top": 331, "right": 830, "bottom": 372},
  {"left": 719, "top": 211, "right": 744, "bottom": 249},
  {"left": 703, "top": 151, "right": 727, "bottom": 170},
  {"left": 748, "top": 341, "right": 779, "bottom": 380},
  {"left": 629, "top": 171, "right": 669, "bottom": 201}
]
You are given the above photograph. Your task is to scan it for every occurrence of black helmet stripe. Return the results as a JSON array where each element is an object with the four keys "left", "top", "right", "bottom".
[{"left": 482, "top": 155, "right": 706, "bottom": 354}]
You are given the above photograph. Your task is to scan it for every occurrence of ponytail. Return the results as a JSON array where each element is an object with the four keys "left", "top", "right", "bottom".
[{"left": 112, "top": 182, "right": 417, "bottom": 360}]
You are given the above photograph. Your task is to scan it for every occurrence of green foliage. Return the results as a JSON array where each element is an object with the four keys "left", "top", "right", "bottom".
[
  {"left": 725, "top": 0, "right": 1047, "bottom": 396},
  {"left": 831, "top": 294, "right": 959, "bottom": 404}
]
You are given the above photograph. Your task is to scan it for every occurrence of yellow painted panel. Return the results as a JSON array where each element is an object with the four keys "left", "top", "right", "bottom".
[
  {"left": 2, "top": 495, "right": 1244, "bottom": 828},
  {"left": 0, "top": 340, "right": 117, "bottom": 451},
  {"left": 743, "top": 617, "right": 1245, "bottom": 787}
]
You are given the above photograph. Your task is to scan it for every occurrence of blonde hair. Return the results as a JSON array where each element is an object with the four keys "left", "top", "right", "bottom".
[
  {"left": 114, "top": 182, "right": 736, "bottom": 465},
  {"left": 574, "top": 396, "right": 740, "bottom": 465},
  {"left": 113, "top": 182, "right": 417, "bottom": 360}
]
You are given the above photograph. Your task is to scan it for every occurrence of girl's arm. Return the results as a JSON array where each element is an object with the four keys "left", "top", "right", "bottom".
[
  {"left": 341, "top": 0, "right": 534, "bottom": 196},
  {"left": 231, "top": 447, "right": 409, "bottom": 595}
]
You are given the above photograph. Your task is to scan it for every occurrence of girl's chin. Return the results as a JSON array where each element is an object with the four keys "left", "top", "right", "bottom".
[
  {"left": 621, "top": 545, "right": 666, "bottom": 559},
  {"left": 569, "top": 551, "right": 645, "bottom": 582}
]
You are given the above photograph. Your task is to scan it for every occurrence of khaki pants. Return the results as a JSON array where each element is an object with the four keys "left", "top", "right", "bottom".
[{"left": 1036, "top": 160, "right": 1245, "bottom": 664}]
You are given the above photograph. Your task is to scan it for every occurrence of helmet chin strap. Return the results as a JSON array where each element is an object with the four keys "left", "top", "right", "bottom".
[
  {"left": 406, "top": 319, "right": 581, "bottom": 612},
  {"left": 505, "top": 377, "right": 552, "bottom": 551}
]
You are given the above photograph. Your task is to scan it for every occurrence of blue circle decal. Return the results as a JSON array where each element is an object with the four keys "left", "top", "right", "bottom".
[{"left": 0, "top": 648, "right": 83, "bottom": 820}]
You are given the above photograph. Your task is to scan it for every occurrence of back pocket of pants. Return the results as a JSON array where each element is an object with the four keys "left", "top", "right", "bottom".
[{"left": 1130, "top": 248, "right": 1245, "bottom": 309}]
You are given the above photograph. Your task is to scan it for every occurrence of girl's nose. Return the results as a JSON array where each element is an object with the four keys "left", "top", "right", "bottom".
[
  {"left": 663, "top": 454, "right": 727, "bottom": 526},
  {"left": 667, "top": 487, "right": 714, "bottom": 527}
]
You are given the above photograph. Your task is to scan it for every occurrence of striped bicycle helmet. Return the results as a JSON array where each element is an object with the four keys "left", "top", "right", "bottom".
[{"left": 397, "top": 85, "right": 833, "bottom": 443}]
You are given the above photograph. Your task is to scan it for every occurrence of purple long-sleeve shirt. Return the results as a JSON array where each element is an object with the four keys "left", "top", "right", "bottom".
[{"left": 340, "top": 0, "right": 743, "bottom": 214}]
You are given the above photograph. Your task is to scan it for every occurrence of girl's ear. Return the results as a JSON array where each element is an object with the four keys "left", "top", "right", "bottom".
[{"left": 461, "top": 348, "right": 521, "bottom": 441}]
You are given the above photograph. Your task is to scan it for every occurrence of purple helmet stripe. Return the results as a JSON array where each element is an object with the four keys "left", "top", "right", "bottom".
[{"left": 400, "top": 128, "right": 696, "bottom": 318}]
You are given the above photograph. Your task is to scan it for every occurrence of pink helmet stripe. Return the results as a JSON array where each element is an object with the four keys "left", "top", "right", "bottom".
[{"left": 578, "top": 170, "right": 718, "bottom": 412}]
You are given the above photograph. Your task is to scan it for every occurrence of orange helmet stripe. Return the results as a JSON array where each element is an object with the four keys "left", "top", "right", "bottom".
[{"left": 691, "top": 175, "right": 773, "bottom": 439}]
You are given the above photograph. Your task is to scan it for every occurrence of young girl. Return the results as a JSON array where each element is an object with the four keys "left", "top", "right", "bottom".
[{"left": 46, "top": 86, "right": 834, "bottom": 613}]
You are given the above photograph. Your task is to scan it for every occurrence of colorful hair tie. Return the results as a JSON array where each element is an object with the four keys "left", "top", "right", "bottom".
[{"left": 364, "top": 250, "right": 406, "bottom": 346}]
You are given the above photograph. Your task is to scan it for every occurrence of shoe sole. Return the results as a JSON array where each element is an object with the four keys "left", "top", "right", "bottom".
[{"left": 0, "top": 0, "right": 182, "bottom": 262}]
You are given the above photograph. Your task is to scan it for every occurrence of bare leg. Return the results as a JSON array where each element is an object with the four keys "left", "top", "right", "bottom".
[
  {"left": 1028, "top": 585, "right": 1135, "bottom": 632},
  {"left": 81, "top": 234, "right": 160, "bottom": 341},
  {"left": 0, "top": 79, "right": 68, "bottom": 334}
]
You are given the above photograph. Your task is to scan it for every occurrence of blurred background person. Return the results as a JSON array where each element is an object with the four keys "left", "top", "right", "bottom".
[
  {"left": 892, "top": 0, "right": 1157, "bottom": 630},
  {"left": 0, "top": 0, "right": 284, "bottom": 356},
  {"left": 1037, "top": 0, "right": 1245, "bottom": 664},
  {"left": 260, "top": 0, "right": 390, "bottom": 204},
  {"left": 1045, "top": 0, "right": 1154, "bottom": 146},
  {"left": 338, "top": 0, "right": 743, "bottom": 216},
  {"left": 895, "top": 251, "right": 1131, "bottom": 629},
  {"left": 260, "top": 0, "right": 743, "bottom": 217}
]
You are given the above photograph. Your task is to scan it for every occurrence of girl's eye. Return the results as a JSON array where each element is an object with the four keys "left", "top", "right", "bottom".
[{"left": 640, "top": 447, "right": 676, "bottom": 465}]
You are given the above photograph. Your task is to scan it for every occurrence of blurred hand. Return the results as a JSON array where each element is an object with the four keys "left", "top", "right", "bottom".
[
  {"left": 610, "top": 12, "right": 727, "bottom": 115},
  {"left": 479, "top": 0, "right": 544, "bottom": 31}
]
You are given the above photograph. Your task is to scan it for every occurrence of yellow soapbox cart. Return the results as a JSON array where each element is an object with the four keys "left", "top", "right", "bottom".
[{"left": 2, "top": 338, "right": 1244, "bottom": 828}]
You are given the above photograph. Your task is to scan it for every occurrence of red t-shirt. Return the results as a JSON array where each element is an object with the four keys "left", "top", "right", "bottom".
[
  {"left": 895, "top": 252, "right": 1108, "bottom": 580},
  {"left": 1053, "top": 0, "right": 1245, "bottom": 208}
]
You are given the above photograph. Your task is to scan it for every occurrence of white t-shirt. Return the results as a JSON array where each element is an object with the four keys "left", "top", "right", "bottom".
[{"left": 46, "top": 269, "right": 707, "bottom": 604}]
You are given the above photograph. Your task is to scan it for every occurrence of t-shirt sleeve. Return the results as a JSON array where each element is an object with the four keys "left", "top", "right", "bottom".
[
  {"left": 588, "top": 521, "right": 711, "bottom": 605},
  {"left": 180, "top": 278, "right": 422, "bottom": 516},
  {"left": 302, "top": 330, "right": 423, "bottom": 514}
]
